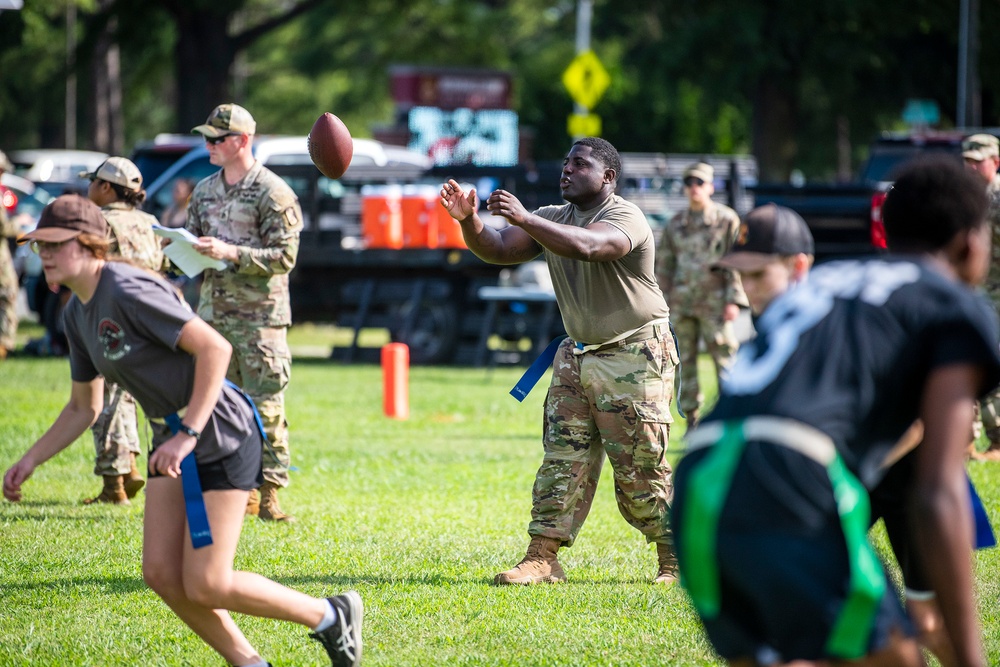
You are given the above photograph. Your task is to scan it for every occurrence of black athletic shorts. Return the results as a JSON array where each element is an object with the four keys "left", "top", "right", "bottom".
[
  {"left": 148, "top": 438, "right": 263, "bottom": 492},
  {"left": 673, "top": 442, "right": 913, "bottom": 663}
]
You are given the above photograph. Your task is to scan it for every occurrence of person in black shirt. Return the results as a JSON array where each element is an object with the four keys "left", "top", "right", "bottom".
[{"left": 672, "top": 157, "right": 1000, "bottom": 666}]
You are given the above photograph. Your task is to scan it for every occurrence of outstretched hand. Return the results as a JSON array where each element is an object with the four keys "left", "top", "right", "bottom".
[
  {"left": 440, "top": 179, "right": 478, "bottom": 221},
  {"left": 486, "top": 189, "right": 529, "bottom": 225},
  {"left": 3, "top": 458, "right": 36, "bottom": 502}
]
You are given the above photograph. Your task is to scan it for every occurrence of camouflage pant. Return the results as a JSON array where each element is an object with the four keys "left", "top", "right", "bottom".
[
  {"left": 0, "top": 256, "right": 17, "bottom": 352},
  {"left": 672, "top": 312, "right": 738, "bottom": 416},
  {"left": 92, "top": 382, "right": 141, "bottom": 476},
  {"left": 216, "top": 322, "right": 291, "bottom": 487},
  {"left": 529, "top": 326, "right": 678, "bottom": 547}
]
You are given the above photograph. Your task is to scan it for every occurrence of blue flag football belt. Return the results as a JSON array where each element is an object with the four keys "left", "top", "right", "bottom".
[{"left": 162, "top": 379, "right": 269, "bottom": 549}]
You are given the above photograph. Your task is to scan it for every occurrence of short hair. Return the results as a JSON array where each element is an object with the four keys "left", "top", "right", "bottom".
[
  {"left": 573, "top": 137, "right": 622, "bottom": 183},
  {"left": 882, "top": 156, "right": 988, "bottom": 252}
]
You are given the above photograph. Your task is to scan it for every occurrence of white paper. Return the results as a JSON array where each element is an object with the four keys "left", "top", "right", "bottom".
[{"left": 153, "top": 224, "right": 228, "bottom": 278}]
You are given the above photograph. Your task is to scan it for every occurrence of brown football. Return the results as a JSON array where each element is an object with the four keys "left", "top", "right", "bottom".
[{"left": 308, "top": 112, "right": 353, "bottom": 179}]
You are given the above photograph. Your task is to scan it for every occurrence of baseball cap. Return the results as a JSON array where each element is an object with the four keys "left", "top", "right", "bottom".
[
  {"left": 79, "top": 157, "right": 143, "bottom": 192},
  {"left": 683, "top": 162, "right": 714, "bottom": 184},
  {"left": 192, "top": 103, "right": 257, "bottom": 139},
  {"left": 962, "top": 133, "right": 999, "bottom": 161},
  {"left": 716, "top": 204, "right": 814, "bottom": 272},
  {"left": 0, "top": 149, "right": 12, "bottom": 173},
  {"left": 18, "top": 194, "right": 109, "bottom": 244}
]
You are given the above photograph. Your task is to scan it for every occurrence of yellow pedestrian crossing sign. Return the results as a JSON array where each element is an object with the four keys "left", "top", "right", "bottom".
[{"left": 562, "top": 50, "right": 611, "bottom": 111}]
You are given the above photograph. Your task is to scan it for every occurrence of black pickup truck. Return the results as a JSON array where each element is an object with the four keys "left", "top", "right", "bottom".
[{"left": 751, "top": 130, "right": 987, "bottom": 260}]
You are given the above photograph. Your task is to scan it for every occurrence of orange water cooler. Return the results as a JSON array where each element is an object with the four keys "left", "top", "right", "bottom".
[{"left": 361, "top": 186, "right": 403, "bottom": 249}]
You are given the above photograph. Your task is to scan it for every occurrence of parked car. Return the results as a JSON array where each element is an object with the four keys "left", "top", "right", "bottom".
[
  {"left": 2, "top": 172, "right": 53, "bottom": 278},
  {"left": 9, "top": 148, "right": 108, "bottom": 197},
  {"left": 129, "top": 133, "right": 204, "bottom": 186}
]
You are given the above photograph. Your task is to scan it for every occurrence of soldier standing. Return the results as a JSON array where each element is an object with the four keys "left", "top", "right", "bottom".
[
  {"left": 655, "top": 162, "right": 747, "bottom": 427},
  {"left": 0, "top": 150, "right": 19, "bottom": 360},
  {"left": 441, "top": 137, "right": 680, "bottom": 585},
  {"left": 188, "top": 103, "right": 302, "bottom": 521},
  {"left": 963, "top": 133, "right": 1000, "bottom": 459},
  {"left": 81, "top": 157, "right": 164, "bottom": 504}
]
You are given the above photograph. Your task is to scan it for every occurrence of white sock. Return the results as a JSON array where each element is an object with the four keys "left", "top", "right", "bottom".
[
  {"left": 240, "top": 661, "right": 269, "bottom": 667},
  {"left": 312, "top": 599, "right": 337, "bottom": 632}
]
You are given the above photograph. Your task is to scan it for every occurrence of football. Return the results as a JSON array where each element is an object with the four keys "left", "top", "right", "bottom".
[{"left": 308, "top": 112, "right": 353, "bottom": 179}]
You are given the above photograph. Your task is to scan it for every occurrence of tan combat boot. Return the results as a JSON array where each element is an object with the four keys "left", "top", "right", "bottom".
[
  {"left": 653, "top": 542, "right": 679, "bottom": 585},
  {"left": 83, "top": 475, "right": 130, "bottom": 505},
  {"left": 123, "top": 452, "right": 145, "bottom": 499},
  {"left": 494, "top": 536, "right": 566, "bottom": 585},
  {"left": 981, "top": 429, "right": 1000, "bottom": 461},
  {"left": 246, "top": 488, "right": 261, "bottom": 516},
  {"left": 258, "top": 481, "right": 294, "bottom": 522}
]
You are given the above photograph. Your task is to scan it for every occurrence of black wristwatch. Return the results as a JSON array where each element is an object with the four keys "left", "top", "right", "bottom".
[{"left": 177, "top": 423, "right": 201, "bottom": 440}]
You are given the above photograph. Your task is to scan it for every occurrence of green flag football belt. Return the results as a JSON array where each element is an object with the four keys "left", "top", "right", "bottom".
[{"left": 682, "top": 417, "right": 886, "bottom": 660}]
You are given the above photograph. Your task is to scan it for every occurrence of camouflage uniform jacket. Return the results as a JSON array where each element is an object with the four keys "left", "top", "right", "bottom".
[
  {"left": 655, "top": 202, "right": 748, "bottom": 314},
  {"left": 186, "top": 160, "right": 302, "bottom": 326},
  {"left": 985, "top": 174, "right": 1000, "bottom": 305},
  {"left": 101, "top": 202, "right": 164, "bottom": 272},
  {"left": 0, "top": 206, "right": 16, "bottom": 287}
]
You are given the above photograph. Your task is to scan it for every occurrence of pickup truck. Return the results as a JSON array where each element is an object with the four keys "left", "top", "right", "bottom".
[{"left": 751, "top": 130, "right": 990, "bottom": 260}]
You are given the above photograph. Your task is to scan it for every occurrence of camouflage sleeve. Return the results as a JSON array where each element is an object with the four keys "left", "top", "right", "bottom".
[
  {"left": 0, "top": 207, "right": 16, "bottom": 238},
  {"left": 720, "top": 208, "right": 748, "bottom": 307},
  {"left": 234, "top": 189, "right": 303, "bottom": 277},
  {"left": 184, "top": 184, "right": 206, "bottom": 238},
  {"left": 654, "top": 213, "right": 679, "bottom": 293}
]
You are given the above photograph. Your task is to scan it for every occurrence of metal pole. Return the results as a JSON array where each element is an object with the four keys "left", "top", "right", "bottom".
[
  {"left": 574, "top": 0, "right": 592, "bottom": 118},
  {"left": 958, "top": 0, "right": 971, "bottom": 128}
]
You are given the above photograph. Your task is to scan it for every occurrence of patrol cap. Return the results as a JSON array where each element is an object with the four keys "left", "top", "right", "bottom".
[
  {"left": 79, "top": 157, "right": 143, "bottom": 192},
  {"left": 683, "top": 162, "right": 714, "bottom": 184},
  {"left": 0, "top": 149, "right": 12, "bottom": 173},
  {"left": 192, "top": 103, "right": 257, "bottom": 138},
  {"left": 962, "top": 133, "right": 999, "bottom": 161},
  {"left": 19, "top": 194, "right": 109, "bottom": 244},
  {"left": 716, "top": 204, "right": 814, "bottom": 272}
]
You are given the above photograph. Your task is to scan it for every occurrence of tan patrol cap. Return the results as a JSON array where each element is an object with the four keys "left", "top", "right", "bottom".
[
  {"left": 192, "top": 103, "right": 257, "bottom": 139},
  {"left": 79, "top": 157, "right": 143, "bottom": 192},
  {"left": 683, "top": 162, "right": 714, "bottom": 184},
  {"left": 962, "top": 133, "right": 999, "bottom": 161}
]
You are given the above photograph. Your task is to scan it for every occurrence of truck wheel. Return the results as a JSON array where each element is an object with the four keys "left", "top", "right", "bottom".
[{"left": 390, "top": 301, "right": 459, "bottom": 365}]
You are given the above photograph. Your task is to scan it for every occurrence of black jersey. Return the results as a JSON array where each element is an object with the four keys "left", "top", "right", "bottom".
[{"left": 704, "top": 257, "right": 1000, "bottom": 489}]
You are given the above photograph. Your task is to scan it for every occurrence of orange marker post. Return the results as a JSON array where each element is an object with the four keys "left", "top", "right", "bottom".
[{"left": 381, "top": 342, "right": 410, "bottom": 419}]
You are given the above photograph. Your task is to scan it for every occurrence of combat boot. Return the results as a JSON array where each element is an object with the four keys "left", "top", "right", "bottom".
[
  {"left": 123, "top": 452, "right": 145, "bottom": 499},
  {"left": 246, "top": 488, "right": 261, "bottom": 516},
  {"left": 258, "top": 481, "right": 295, "bottom": 522},
  {"left": 653, "top": 542, "right": 679, "bottom": 585},
  {"left": 494, "top": 536, "right": 566, "bottom": 585},
  {"left": 83, "top": 475, "right": 130, "bottom": 505},
  {"left": 982, "top": 429, "right": 1000, "bottom": 461}
]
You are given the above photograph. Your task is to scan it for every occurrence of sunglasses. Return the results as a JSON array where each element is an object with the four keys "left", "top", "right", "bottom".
[
  {"left": 30, "top": 239, "right": 72, "bottom": 254},
  {"left": 204, "top": 134, "right": 234, "bottom": 145},
  {"left": 683, "top": 177, "right": 706, "bottom": 187}
]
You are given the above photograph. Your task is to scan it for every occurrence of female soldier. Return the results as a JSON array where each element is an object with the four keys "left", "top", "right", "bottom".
[{"left": 2, "top": 195, "right": 363, "bottom": 667}]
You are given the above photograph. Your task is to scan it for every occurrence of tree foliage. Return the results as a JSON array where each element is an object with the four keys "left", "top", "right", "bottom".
[{"left": 0, "top": 0, "right": 994, "bottom": 180}]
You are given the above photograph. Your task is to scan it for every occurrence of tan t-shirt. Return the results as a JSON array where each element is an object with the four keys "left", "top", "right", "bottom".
[{"left": 535, "top": 194, "right": 669, "bottom": 343}]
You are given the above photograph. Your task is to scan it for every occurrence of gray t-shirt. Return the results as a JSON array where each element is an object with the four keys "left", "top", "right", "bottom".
[
  {"left": 64, "top": 261, "right": 258, "bottom": 463},
  {"left": 535, "top": 194, "right": 670, "bottom": 343}
]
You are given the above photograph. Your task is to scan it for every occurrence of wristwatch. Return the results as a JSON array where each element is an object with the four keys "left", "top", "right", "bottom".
[{"left": 177, "top": 423, "right": 201, "bottom": 440}]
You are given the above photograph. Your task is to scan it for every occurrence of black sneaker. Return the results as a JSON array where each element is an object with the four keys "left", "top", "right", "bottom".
[{"left": 309, "top": 591, "right": 363, "bottom": 667}]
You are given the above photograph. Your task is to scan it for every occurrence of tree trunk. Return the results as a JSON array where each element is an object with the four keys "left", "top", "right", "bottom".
[
  {"left": 751, "top": 76, "right": 799, "bottom": 183},
  {"left": 173, "top": 14, "right": 237, "bottom": 132}
]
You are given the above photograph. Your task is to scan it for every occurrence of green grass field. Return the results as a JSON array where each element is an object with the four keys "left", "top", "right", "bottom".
[{"left": 2, "top": 334, "right": 1000, "bottom": 665}]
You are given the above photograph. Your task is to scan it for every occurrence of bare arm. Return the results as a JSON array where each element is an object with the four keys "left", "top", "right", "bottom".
[
  {"left": 911, "top": 364, "right": 985, "bottom": 667},
  {"left": 439, "top": 180, "right": 543, "bottom": 265},
  {"left": 486, "top": 188, "right": 631, "bottom": 262},
  {"left": 147, "top": 317, "right": 232, "bottom": 478},
  {"left": 3, "top": 379, "right": 104, "bottom": 502}
]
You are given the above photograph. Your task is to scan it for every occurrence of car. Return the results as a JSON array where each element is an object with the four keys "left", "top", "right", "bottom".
[
  {"left": 2, "top": 172, "right": 53, "bottom": 278},
  {"left": 129, "top": 133, "right": 205, "bottom": 186},
  {"left": 9, "top": 148, "right": 109, "bottom": 197},
  {"left": 143, "top": 136, "right": 433, "bottom": 241}
]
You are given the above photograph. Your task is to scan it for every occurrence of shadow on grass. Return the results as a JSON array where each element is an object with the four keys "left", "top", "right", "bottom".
[{"left": 3, "top": 575, "right": 148, "bottom": 594}]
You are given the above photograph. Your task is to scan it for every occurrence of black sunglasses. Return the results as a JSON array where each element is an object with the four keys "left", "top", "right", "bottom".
[
  {"left": 683, "top": 176, "right": 705, "bottom": 187},
  {"left": 204, "top": 134, "right": 234, "bottom": 145}
]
